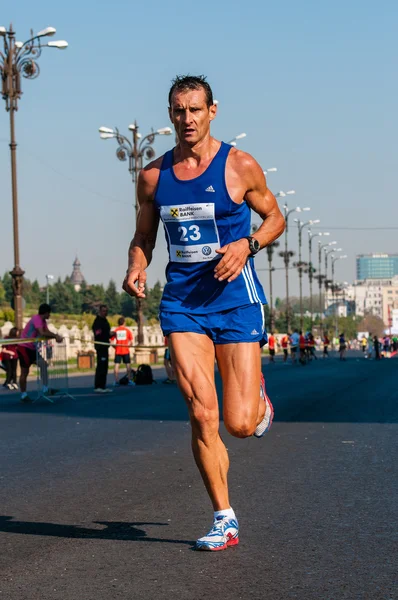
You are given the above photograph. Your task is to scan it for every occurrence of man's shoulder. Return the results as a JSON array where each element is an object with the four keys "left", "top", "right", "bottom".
[
  {"left": 140, "top": 154, "right": 167, "bottom": 187},
  {"left": 227, "top": 147, "right": 261, "bottom": 173}
]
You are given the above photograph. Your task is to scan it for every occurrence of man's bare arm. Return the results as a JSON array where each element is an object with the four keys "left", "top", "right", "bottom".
[
  {"left": 123, "top": 159, "right": 161, "bottom": 298},
  {"left": 242, "top": 153, "right": 285, "bottom": 247},
  {"left": 214, "top": 151, "right": 285, "bottom": 283}
]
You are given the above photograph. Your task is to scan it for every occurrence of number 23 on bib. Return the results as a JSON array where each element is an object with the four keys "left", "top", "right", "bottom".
[{"left": 160, "top": 203, "right": 220, "bottom": 263}]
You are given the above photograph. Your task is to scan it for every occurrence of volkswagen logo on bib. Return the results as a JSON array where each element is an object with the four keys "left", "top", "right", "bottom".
[{"left": 202, "top": 246, "right": 212, "bottom": 256}]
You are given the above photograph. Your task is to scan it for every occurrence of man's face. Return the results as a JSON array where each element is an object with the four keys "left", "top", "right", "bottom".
[
  {"left": 42, "top": 312, "right": 50, "bottom": 321},
  {"left": 100, "top": 307, "right": 108, "bottom": 318},
  {"left": 169, "top": 88, "right": 217, "bottom": 146}
]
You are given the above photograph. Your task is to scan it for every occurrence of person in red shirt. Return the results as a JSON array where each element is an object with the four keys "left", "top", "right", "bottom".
[
  {"left": 268, "top": 333, "right": 276, "bottom": 363},
  {"left": 111, "top": 317, "right": 134, "bottom": 385},
  {"left": 281, "top": 334, "right": 289, "bottom": 363}
]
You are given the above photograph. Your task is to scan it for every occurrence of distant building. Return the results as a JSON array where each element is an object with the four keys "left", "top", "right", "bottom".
[
  {"left": 356, "top": 254, "right": 398, "bottom": 280},
  {"left": 342, "top": 276, "right": 398, "bottom": 322},
  {"left": 70, "top": 257, "right": 85, "bottom": 292}
]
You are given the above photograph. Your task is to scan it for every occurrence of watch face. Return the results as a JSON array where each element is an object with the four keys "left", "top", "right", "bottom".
[{"left": 251, "top": 238, "right": 260, "bottom": 252}]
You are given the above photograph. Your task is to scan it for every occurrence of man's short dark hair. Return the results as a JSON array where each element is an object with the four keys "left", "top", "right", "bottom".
[
  {"left": 99, "top": 304, "right": 108, "bottom": 311},
  {"left": 39, "top": 303, "right": 51, "bottom": 315},
  {"left": 169, "top": 75, "right": 214, "bottom": 108},
  {"left": 118, "top": 317, "right": 125, "bottom": 326}
]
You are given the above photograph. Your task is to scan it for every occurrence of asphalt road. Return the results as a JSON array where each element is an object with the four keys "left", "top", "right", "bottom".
[{"left": 0, "top": 352, "right": 397, "bottom": 600}]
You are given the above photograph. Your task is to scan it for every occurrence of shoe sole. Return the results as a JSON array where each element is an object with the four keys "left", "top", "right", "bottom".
[
  {"left": 254, "top": 373, "right": 274, "bottom": 438},
  {"left": 196, "top": 536, "right": 239, "bottom": 551}
]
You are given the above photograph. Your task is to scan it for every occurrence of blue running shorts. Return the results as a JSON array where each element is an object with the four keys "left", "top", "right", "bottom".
[{"left": 160, "top": 303, "right": 268, "bottom": 346}]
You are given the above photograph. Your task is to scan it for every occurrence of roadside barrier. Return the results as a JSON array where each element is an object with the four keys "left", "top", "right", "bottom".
[
  {"left": 0, "top": 337, "right": 74, "bottom": 403},
  {"left": 35, "top": 340, "right": 75, "bottom": 403}
]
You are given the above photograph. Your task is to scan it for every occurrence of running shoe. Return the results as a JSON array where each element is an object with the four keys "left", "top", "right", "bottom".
[
  {"left": 196, "top": 516, "right": 239, "bottom": 551},
  {"left": 253, "top": 372, "right": 274, "bottom": 438}
]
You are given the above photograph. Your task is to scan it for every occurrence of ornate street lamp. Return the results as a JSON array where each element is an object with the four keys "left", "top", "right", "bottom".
[
  {"left": 276, "top": 191, "right": 309, "bottom": 331},
  {"left": 266, "top": 241, "right": 279, "bottom": 332},
  {"left": 98, "top": 122, "right": 172, "bottom": 345},
  {"left": 318, "top": 241, "right": 336, "bottom": 331},
  {"left": 294, "top": 218, "right": 319, "bottom": 330},
  {"left": 308, "top": 231, "right": 330, "bottom": 324},
  {"left": 0, "top": 24, "right": 68, "bottom": 328}
]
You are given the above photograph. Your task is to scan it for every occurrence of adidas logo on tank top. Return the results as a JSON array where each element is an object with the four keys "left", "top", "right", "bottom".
[{"left": 205, "top": 185, "right": 215, "bottom": 192}]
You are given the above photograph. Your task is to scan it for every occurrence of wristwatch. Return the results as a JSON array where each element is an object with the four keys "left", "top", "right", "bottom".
[{"left": 245, "top": 235, "right": 261, "bottom": 256}]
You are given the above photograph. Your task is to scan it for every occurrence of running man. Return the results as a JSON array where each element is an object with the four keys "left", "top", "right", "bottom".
[
  {"left": 123, "top": 75, "right": 285, "bottom": 551},
  {"left": 281, "top": 333, "right": 289, "bottom": 363},
  {"left": 268, "top": 332, "right": 276, "bottom": 363}
]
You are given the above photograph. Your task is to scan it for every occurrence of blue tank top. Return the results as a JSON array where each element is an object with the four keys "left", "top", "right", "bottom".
[{"left": 155, "top": 142, "right": 266, "bottom": 314}]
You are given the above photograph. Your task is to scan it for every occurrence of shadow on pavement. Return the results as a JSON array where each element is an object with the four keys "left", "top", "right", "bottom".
[{"left": 0, "top": 516, "right": 193, "bottom": 545}]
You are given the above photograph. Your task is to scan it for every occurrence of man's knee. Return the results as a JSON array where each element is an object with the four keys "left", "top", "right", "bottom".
[{"left": 225, "top": 417, "right": 256, "bottom": 438}]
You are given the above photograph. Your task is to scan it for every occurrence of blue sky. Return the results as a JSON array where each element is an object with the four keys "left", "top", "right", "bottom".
[{"left": 0, "top": 0, "right": 397, "bottom": 300}]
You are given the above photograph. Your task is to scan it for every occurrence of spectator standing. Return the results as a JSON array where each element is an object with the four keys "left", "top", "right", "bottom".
[
  {"left": 339, "top": 332, "right": 347, "bottom": 361},
  {"left": 18, "top": 304, "right": 63, "bottom": 403},
  {"left": 111, "top": 317, "right": 134, "bottom": 385},
  {"left": 366, "top": 334, "right": 373, "bottom": 359},
  {"left": 374, "top": 335, "right": 381, "bottom": 360},
  {"left": 92, "top": 305, "right": 112, "bottom": 393},
  {"left": 2, "top": 327, "right": 20, "bottom": 390},
  {"left": 361, "top": 336, "right": 367, "bottom": 353}
]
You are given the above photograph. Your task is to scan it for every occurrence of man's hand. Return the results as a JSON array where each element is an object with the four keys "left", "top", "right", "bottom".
[
  {"left": 55, "top": 334, "right": 63, "bottom": 343},
  {"left": 214, "top": 239, "right": 251, "bottom": 282},
  {"left": 123, "top": 268, "right": 147, "bottom": 298}
]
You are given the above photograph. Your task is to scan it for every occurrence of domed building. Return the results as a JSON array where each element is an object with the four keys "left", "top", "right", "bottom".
[{"left": 70, "top": 257, "right": 85, "bottom": 292}]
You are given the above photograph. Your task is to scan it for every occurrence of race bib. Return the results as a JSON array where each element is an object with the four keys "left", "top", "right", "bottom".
[
  {"left": 116, "top": 330, "right": 127, "bottom": 341},
  {"left": 160, "top": 203, "right": 220, "bottom": 263}
]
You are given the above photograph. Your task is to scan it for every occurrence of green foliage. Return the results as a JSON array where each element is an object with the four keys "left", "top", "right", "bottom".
[
  {"left": 145, "top": 281, "right": 163, "bottom": 321},
  {"left": 2, "top": 273, "right": 13, "bottom": 304},
  {"left": 1, "top": 272, "right": 163, "bottom": 321},
  {"left": 105, "top": 280, "right": 121, "bottom": 314}
]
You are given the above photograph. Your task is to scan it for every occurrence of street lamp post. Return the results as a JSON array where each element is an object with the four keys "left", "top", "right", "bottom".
[
  {"left": 45, "top": 274, "right": 54, "bottom": 305},
  {"left": 266, "top": 242, "right": 279, "bottom": 332},
  {"left": 318, "top": 240, "right": 337, "bottom": 331},
  {"left": 308, "top": 231, "right": 330, "bottom": 324},
  {"left": 276, "top": 190, "right": 307, "bottom": 331},
  {"left": 294, "top": 218, "right": 319, "bottom": 329},
  {"left": 99, "top": 123, "right": 172, "bottom": 345},
  {"left": 0, "top": 24, "right": 68, "bottom": 329},
  {"left": 325, "top": 247, "right": 342, "bottom": 314},
  {"left": 331, "top": 255, "right": 347, "bottom": 334}
]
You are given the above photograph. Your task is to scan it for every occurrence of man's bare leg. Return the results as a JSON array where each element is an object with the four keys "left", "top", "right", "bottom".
[
  {"left": 215, "top": 342, "right": 265, "bottom": 436},
  {"left": 169, "top": 332, "right": 230, "bottom": 510},
  {"left": 114, "top": 363, "right": 120, "bottom": 383}
]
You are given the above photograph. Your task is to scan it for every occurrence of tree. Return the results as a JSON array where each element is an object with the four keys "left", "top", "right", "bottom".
[
  {"left": 357, "top": 313, "right": 386, "bottom": 337},
  {"left": 120, "top": 292, "right": 137, "bottom": 320},
  {"left": 145, "top": 281, "right": 163, "bottom": 321},
  {"left": 105, "top": 280, "right": 121, "bottom": 315},
  {"left": 80, "top": 282, "right": 106, "bottom": 314},
  {"left": 2, "top": 273, "right": 13, "bottom": 304}
]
